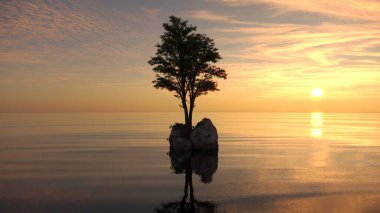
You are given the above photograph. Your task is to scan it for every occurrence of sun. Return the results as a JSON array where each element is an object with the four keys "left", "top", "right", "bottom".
[{"left": 311, "top": 88, "right": 323, "bottom": 99}]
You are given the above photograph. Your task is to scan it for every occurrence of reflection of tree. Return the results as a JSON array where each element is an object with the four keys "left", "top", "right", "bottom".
[{"left": 153, "top": 151, "right": 220, "bottom": 213}]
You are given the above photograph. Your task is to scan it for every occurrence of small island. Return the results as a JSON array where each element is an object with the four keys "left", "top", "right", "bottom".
[{"left": 148, "top": 16, "right": 227, "bottom": 151}]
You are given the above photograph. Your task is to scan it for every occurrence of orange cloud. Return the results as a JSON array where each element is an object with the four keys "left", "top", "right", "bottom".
[
  {"left": 208, "top": 0, "right": 380, "bottom": 22},
  {"left": 184, "top": 10, "right": 252, "bottom": 24},
  {"left": 215, "top": 23, "right": 380, "bottom": 66},
  {"left": 186, "top": 10, "right": 380, "bottom": 101}
]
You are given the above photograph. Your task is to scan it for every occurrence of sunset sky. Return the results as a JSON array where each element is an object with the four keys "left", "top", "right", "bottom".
[{"left": 1, "top": 0, "right": 379, "bottom": 112}]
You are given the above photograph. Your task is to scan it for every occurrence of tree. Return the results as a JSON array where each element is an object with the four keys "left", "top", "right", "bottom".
[{"left": 148, "top": 16, "right": 227, "bottom": 132}]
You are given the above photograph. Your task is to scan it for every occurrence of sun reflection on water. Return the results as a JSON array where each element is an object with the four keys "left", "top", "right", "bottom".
[{"left": 311, "top": 112, "right": 323, "bottom": 137}]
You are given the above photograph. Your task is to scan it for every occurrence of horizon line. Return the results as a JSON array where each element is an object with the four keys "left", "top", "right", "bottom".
[{"left": 1, "top": 111, "right": 379, "bottom": 113}]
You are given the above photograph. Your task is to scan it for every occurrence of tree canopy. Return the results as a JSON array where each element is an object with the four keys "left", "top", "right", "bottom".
[{"left": 148, "top": 16, "right": 227, "bottom": 129}]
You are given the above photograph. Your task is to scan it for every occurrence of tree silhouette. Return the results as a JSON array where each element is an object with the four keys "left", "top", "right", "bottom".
[{"left": 148, "top": 16, "right": 227, "bottom": 132}]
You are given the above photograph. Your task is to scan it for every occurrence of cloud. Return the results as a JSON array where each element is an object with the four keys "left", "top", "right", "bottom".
[
  {"left": 0, "top": 0, "right": 101, "bottom": 42},
  {"left": 143, "top": 8, "right": 160, "bottom": 19},
  {"left": 214, "top": 22, "right": 380, "bottom": 66},
  {"left": 0, "top": 0, "right": 159, "bottom": 65},
  {"left": 178, "top": 7, "right": 380, "bottom": 99},
  {"left": 0, "top": 51, "right": 46, "bottom": 64},
  {"left": 206, "top": 0, "right": 380, "bottom": 22},
  {"left": 209, "top": 20, "right": 380, "bottom": 99},
  {"left": 184, "top": 10, "right": 252, "bottom": 24}
]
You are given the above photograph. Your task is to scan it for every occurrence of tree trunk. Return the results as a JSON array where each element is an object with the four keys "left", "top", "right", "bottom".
[
  {"left": 181, "top": 97, "right": 190, "bottom": 135},
  {"left": 188, "top": 98, "right": 194, "bottom": 133}
]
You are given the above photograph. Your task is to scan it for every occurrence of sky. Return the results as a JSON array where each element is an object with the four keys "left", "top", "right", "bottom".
[{"left": 1, "top": 0, "right": 379, "bottom": 112}]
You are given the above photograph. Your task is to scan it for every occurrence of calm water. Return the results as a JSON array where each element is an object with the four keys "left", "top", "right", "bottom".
[{"left": 0, "top": 112, "right": 380, "bottom": 212}]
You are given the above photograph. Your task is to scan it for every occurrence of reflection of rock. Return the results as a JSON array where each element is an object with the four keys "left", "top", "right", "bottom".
[
  {"left": 169, "top": 151, "right": 192, "bottom": 174},
  {"left": 169, "top": 151, "right": 218, "bottom": 183},
  {"left": 191, "top": 152, "right": 218, "bottom": 183},
  {"left": 169, "top": 123, "right": 192, "bottom": 151},
  {"left": 191, "top": 118, "right": 218, "bottom": 151},
  {"left": 154, "top": 151, "right": 220, "bottom": 213}
]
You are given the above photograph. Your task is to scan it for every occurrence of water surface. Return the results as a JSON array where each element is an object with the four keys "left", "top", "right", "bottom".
[{"left": 0, "top": 112, "right": 380, "bottom": 212}]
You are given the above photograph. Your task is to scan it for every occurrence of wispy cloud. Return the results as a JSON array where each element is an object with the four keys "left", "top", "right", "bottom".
[
  {"left": 176, "top": 4, "right": 380, "bottom": 100},
  {"left": 0, "top": 0, "right": 159, "bottom": 65},
  {"left": 215, "top": 22, "right": 380, "bottom": 66},
  {"left": 207, "top": 0, "right": 380, "bottom": 22},
  {"left": 143, "top": 8, "right": 160, "bottom": 19},
  {"left": 199, "top": 17, "right": 380, "bottom": 99},
  {"left": 184, "top": 10, "right": 252, "bottom": 24},
  {"left": 1, "top": 0, "right": 102, "bottom": 42}
]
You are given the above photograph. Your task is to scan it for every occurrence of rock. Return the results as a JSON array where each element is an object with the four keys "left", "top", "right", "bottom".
[
  {"left": 169, "top": 123, "right": 188, "bottom": 139},
  {"left": 190, "top": 118, "right": 218, "bottom": 150},
  {"left": 170, "top": 136, "right": 192, "bottom": 151},
  {"left": 169, "top": 123, "right": 192, "bottom": 151}
]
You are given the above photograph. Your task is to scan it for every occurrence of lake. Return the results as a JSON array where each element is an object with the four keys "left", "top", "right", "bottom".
[{"left": 0, "top": 112, "right": 380, "bottom": 212}]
